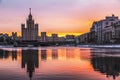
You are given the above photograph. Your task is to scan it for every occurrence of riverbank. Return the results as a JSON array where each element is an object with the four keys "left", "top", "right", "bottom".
[
  {"left": 1, "top": 44, "right": 120, "bottom": 48},
  {"left": 78, "top": 44, "right": 120, "bottom": 48}
]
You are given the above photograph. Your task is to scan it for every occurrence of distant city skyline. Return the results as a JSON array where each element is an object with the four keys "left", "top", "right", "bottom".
[{"left": 0, "top": 0, "right": 120, "bottom": 36}]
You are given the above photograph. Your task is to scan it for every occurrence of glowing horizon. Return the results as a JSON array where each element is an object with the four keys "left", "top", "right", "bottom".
[
  {"left": 2, "top": 32, "right": 81, "bottom": 37},
  {"left": 0, "top": 0, "right": 120, "bottom": 35}
]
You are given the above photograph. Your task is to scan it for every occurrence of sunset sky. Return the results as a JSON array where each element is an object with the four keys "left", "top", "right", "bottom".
[{"left": 0, "top": 0, "right": 120, "bottom": 36}]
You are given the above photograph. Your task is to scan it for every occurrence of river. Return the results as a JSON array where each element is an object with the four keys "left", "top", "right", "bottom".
[{"left": 0, "top": 47, "right": 119, "bottom": 80}]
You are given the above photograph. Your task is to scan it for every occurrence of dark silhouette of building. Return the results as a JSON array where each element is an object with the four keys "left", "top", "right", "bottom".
[
  {"left": 21, "top": 8, "right": 39, "bottom": 41},
  {"left": 21, "top": 50, "right": 39, "bottom": 80},
  {"left": 90, "top": 50, "right": 120, "bottom": 80},
  {"left": 41, "top": 32, "right": 47, "bottom": 42}
]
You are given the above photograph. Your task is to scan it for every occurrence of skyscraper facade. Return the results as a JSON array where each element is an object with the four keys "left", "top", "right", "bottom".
[{"left": 21, "top": 8, "right": 39, "bottom": 41}]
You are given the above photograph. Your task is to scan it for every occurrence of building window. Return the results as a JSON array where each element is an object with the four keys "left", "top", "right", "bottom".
[{"left": 106, "top": 22, "right": 108, "bottom": 25}]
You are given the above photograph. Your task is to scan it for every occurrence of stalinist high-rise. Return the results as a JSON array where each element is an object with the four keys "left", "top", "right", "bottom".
[{"left": 21, "top": 8, "right": 39, "bottom": 41}]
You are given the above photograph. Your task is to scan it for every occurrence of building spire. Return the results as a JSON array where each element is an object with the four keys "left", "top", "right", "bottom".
[
  {"left": 28, "top": 8, "right": 32, "bottom": 20},
  {"left": 29, "top": 8, "right": 31, "bottom": 15}
]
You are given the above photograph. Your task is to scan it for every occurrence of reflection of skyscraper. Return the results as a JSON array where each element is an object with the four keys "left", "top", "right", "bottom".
[
  {"left": 41, "top": 50, "right": 47, "bottom": 60},
  {"left": 90, "top": 50, "right": 120, "bottom": 80},
  {"left": 22, "top": 50, "right": 39, "bottom": 80},
  {"left": 52, "top": 49, "right": 58, "bottom": 60},
  {"left": 12, "top": 51, "right": 17, "bottom": 60}
]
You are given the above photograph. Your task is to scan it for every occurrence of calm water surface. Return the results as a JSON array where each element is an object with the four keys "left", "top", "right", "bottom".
[{"left": 0, "top": 47, "right": 120, "bottom": 80}]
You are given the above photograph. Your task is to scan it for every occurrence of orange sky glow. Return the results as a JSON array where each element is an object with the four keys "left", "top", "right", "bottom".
[{"left": 0, "top": 0, "right": 120, "bottom": 36}]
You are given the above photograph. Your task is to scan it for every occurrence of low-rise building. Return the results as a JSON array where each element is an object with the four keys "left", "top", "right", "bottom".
[
  {"left": 66, "top": 35, "right": 75, "bottom": 42},
  {"left": 114, "top": 21, "right": 120, "bottom": 43},
  {"left": 103, "top": 14, "right": 119, "bottom": 43},
  {"left": 41, "top": 32, "right": 47, "bottom": 42},
  {"left": 89, "top": 22, "right": 98, "bottom": 44},
  {"left": 52, "top": 34, "right": 58, "bottom": 42},
  {"left": 79, "top": 33, "right": 89, "bottom": 44},
  {"left": 88, "top": 14, "right": 119, "bottom": 44},
  {"left": 11, "top": 32, "right": 18, "bottom": 40}
]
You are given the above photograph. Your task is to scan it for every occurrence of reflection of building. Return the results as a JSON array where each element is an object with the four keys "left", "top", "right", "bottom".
[
  {"left": 41, "top": 50, "right": 47, "bottom": 60},
  {"left": 91, "top": 50, "right": 120, "bottom": 79},
  {"left": 52, "top": 49, "right": 58, "bottom": 60},
  {"left": 22, "top": 50, "right": 39, "bottom": 80},
  {"left": 12, "top": 51, "right": 17, "bottom": 60},
  {"left": 0, "top": 50, "right": 9, "bottom": 59},
  {"left": 66, "top": 48, "right": 75, "bottom": 59},
  {"left": 0, "top": 49, "right": 17, "bottom": 60},
  {"left": 21, "top": 8, "right": 39, "bottom": 41}
]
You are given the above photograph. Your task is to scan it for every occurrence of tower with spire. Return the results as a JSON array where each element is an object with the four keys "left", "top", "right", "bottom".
[{"left": 21, "top": 8, "right": 39, "bottom": 41}]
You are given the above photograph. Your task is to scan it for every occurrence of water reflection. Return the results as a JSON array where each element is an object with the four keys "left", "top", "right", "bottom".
[
  {"left": 1, "top": 47, "right": 120, "bottom": 80},
  {"left": 52, "top": 49, "right": 58, "bottom": 60},
  {"left": 0, "top": 50, "right": 9, "bottom": 59},
  {"left": 22, "top": 50, "right": 39, "bottom": 80},
  {"left": 0, "top": 49, "right": 17, "bottom": 60},
  {"left": 66, "top": 48, "right": 75, "bottom": 59},
  {"left": 12, "top": 51, "right": 17, "bottom": 60},
  {"left": 91, "top": 49, "right": 120, "bottom": 80},
  {"left": 41, "top": 50, "right": 47, "bottom": 60}
]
